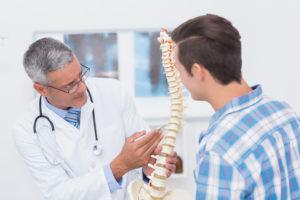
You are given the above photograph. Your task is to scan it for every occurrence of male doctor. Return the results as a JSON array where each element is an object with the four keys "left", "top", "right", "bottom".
[{"left": 13, "top": 38, "right": 177, "bottom": 200}]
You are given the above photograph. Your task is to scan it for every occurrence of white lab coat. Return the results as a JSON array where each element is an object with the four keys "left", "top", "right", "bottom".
[{"left": 13, "top": 78, "right": 149, "bottom": 200}]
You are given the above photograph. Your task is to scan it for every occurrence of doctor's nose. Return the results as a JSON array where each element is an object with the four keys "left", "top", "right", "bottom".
[{"left": 77, "top": 80, "right": 87, "bottom": 93}]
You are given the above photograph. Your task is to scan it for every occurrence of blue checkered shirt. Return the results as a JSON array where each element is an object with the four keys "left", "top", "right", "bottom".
[{"left": 195, "top": 85, "right": 300, "bottom": 199}]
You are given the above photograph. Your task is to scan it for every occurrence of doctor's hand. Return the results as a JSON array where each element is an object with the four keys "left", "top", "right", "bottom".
[
  {"left": 142, "top": 146, "right": 178, "bottom": 178},
  {"left": 110, "top": 129, "right": 163, "bottom": 181}
]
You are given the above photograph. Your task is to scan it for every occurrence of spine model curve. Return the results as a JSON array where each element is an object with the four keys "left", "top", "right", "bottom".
[{"left": 147, "top": 28, "right": 185, "bottom": 199}]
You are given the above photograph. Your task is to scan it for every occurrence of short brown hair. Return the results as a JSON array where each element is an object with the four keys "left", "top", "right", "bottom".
[{"left": 172, "top": 14, "right": 242, "bottom": 85}]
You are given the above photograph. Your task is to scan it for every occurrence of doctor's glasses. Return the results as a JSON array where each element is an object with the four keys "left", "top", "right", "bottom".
[{"left": 47, "top": 64, "right": 90, "bottom": 94}]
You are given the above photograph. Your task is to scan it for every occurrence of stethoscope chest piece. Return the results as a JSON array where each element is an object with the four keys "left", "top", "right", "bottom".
[{"left": 93, "top": 143, "right": 102, "bottom": 156}]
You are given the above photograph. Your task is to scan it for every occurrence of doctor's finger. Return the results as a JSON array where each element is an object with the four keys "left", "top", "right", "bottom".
[
  {"left": 165, "top": 169, "right": 172, "bottom": 178},
  {"left": 144, "top": 134, "right": 163, "bottom": 156},
  {"left": 135, "top": 130, "right": 161, "bottom": 147},
  {"left": 165, "top": 163, "right": 176, "bottom": 173},
  {"left": 166, "top": 151, "right": 177, "bottom": 163},
  {"left": 166, "top": 155, "right": 178, "bottom": 165},
  {"left": 142, "top": 132, "right": 163, "bottom": 151},
  {"left": 153, "top": 145, "right": 162, "bottom": 155},
  {"left": 148, "top": 156, "right": 156, "bottom": 165},
  {"left": 127, "top": 130, "right": 146, "bottom": 143}
]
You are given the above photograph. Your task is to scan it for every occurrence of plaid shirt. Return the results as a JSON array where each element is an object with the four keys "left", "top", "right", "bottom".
[{"left": 195, "top": 85, "right": 300, "bottom": 199}]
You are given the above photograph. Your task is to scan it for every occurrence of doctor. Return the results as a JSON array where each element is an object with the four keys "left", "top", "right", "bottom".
[{"left": 13, "top": 38, "right": 177, "bottom": 200}]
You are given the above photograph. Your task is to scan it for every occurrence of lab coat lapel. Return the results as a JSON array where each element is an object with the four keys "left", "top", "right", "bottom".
[{"left": 39, "top": 97, "right": 95, "bottom": 173}]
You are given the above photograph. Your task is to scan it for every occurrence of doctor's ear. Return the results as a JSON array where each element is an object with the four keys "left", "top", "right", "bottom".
[
  {"left": 191, "top": 63, "right": 206, "bottom": 81},
  {"left": 33, "top": 82, "right": 48, "bottom": 96}
]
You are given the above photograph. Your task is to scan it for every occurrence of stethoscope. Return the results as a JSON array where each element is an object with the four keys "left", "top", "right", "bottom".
[{"left": 33, "top": 87, "right": 102, "bottom": 157}]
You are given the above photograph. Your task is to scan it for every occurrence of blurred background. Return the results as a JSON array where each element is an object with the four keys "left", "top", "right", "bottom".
[{"left": 1, "top": 0, "right": 300, "bottom": 199}]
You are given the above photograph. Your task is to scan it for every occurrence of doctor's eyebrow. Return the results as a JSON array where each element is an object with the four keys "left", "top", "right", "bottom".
[{"left": 62, "top": 69, "right": 83, "bottom": 88}]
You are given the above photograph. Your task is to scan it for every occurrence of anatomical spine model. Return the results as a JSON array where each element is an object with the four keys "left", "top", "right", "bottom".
[{"left": 127, "top": 29, "right": 191, "bottom": 200}]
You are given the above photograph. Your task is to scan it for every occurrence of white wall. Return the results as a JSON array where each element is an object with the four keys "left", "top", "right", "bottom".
[{"left": 1, "top": 0, "right": 300, "bottom": 199}]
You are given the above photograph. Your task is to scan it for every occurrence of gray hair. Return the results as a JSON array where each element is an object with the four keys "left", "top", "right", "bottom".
[{"left": 23, "top": 37, "right": 74, "bottom": 84}]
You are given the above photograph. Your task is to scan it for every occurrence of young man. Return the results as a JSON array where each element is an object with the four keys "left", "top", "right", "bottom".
[{"left": 172, "top": 14, "right": 300, "bottom": 199}]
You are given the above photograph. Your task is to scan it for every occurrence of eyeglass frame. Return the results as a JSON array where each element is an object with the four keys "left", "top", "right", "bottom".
[{"left": 46, "top": 64, "right": 90, "bottom": 94}]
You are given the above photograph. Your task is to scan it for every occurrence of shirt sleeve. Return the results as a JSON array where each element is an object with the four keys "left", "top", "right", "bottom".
[
  {"left": 103, "top": 164, "right": 123, "bottom": 192},
  {"left": 194, "top": 152, "right": 246, "bottom": 200}
]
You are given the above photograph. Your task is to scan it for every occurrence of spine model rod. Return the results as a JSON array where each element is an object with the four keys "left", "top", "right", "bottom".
[
  {"left": 146, "top": 28, "right": 185, "bottom": 199},
  {"left": 127, "top": 28, "right": 188, "bottom": 200}
]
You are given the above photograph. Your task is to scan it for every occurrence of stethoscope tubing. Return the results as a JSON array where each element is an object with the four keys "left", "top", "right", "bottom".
[{"left": 33, "top": 87, "right": 101, "bottom": 155}]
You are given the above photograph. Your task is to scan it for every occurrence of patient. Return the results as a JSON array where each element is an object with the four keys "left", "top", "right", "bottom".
[{"left": 171, "top": 14, "right": 300, "bottom": 199}]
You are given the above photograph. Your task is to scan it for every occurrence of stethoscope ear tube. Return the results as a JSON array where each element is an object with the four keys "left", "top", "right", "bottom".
[
  {"left": 87, "top": 88, "right": 99, "bottom": 142},
  {"left": 33, "top": 96, "right": 55, "bottom": 134},
  {"left": 33, "top": 115, "right": 55, "bottom": 133}
]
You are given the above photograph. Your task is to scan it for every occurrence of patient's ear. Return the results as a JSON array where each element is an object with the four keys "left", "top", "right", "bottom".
[
  {"left": 33, "top": 82, "right": 47, "bottom": 96},
  {"left": 191, "top": 63, "right": 205, "bottom": 81}
]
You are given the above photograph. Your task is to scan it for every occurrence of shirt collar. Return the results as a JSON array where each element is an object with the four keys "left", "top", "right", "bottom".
[
  {"left": 208, "top": 85, "right": 263, "bottom": 127},
  {"left": 44, "top": 97, "right": 81, "bottom": 119}
]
